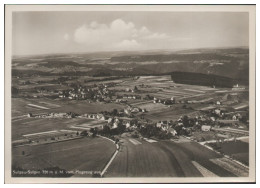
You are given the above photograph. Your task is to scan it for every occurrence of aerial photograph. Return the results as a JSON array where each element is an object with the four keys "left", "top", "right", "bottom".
[{"left": 8, "top": 7, "right": 254, "bottom": 181}]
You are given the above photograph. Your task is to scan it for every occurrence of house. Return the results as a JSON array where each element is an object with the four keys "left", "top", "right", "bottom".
[
  {"left": 112, "top": 122, "right": 118, "bottom": 129},
  {"left": 161, "top": 124, "right": 169, "bottom": 131},
  {"left": 131, "top": 107, "right": 140, "bottom": 113},
  {"left": 27, "top": 113, "right": 33, "bottom": 117},
  {"left": 215, "top": 109, "right": 221, "bottom": 115},
  {"left": 168, "top": 128, "right": 177, "bottom": 136},
  {"left": 201, "top": 125, "right": 211, "bottom": 132},
  {"left": 232, "top": 84, "right": 245, "bottom": 90},
  {"left": 124, "top": 109, "right": 131, "bottom": 115},
  {"left": 107, "top": 117, "right": 113, "bottom": 123},
  {"left": 156, "top": 121, "right": 168, "bottom": 129},
  {"left": 216, "top": 101, "right": 221, "bottom": 105},
  {"left": 126, "top": 122, "right": 131, "bottom": 128},
  {"left": 97, "top": 114, "right": 105, "bottom": 120},
  {"left": 116, "top": 99, "right": 121, "bottom": 103},
  {"left": 156, "top": 121, "right": 163, "bottom": 128}
]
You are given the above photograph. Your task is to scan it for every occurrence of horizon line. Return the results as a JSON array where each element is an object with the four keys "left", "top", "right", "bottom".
[{"left": 12, "top": 45, "right": 249, "bottom": 58}]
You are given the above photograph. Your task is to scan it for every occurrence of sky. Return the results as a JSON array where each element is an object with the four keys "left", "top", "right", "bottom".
[{"left": 12, "top": 11, "right": 249, "bottom": 56}]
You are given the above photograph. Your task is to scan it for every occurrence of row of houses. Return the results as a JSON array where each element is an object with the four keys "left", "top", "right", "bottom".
[
  {"left": 121, "top": 94, "right": 142, "bottom": 100},
  {"left": 34, "top": 112, "right": 78, "bottom": 118},
  {"left": 153, "top": 97, "right": 176, "bottom": 105}
]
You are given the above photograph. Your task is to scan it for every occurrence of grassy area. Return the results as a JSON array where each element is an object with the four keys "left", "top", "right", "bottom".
[
  {"left": 12, "top": 98, "right": 126, "bottom": 116},
  {"left": 191, "top": 131, "right": 217, "bottom": 142},
  {"left": 12, "top": 137, "right": 116, "bottom": 177},
  {"left": 12, "top": 118, "right": 74, "bottom": 140},
  {"left": 143, "top": 105, "right": 195, "bottom": 121},
  {"left": 207, "top": 141, "right": 249, "bottom": 166}
]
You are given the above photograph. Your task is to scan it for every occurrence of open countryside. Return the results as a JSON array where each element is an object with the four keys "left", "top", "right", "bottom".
[{"left": 12, "top": 48, "right": 250, "bottom": 178}]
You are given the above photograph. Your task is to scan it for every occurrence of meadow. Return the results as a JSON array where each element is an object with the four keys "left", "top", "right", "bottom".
[{"left": 12, "top": 137, "right": 116, "bottom": 177}]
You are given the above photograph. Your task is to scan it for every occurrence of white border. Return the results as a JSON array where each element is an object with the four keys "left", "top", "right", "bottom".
[{"left": 2, "top": 1, "right": 257, "bottom": 185}]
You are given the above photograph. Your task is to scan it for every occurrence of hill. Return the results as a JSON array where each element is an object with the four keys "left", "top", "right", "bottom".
[{"left": 11, "top": 47, "right": 249, "bottom": 85}]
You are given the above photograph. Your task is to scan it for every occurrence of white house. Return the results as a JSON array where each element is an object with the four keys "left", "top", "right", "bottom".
[
  {"left": 156, "top": 121, "right": 163, "bottom": 128},
  {"left": 215, "top": 109, "right": 221, "bottom": 115},
  {"left": 168, "top": 128, "right": 177, "bottom": 136},
  {"left": 126, "top": 122, "right": 131, "bottom": 128},
  {"left": 201, "top": 125, "right": 211, "bottom": 132},
  {"left": 107, "top": 117, "right": 113, "bottom": 123}
]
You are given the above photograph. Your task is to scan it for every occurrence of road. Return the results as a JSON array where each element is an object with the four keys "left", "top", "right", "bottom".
[{"left": 105, "top": 134, "right": 247, "bottom": 177}]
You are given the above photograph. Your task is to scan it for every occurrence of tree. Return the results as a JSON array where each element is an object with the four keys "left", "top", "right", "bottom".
[
  {"left": 182, "top": 115, "right": 190, "bottom": 127},
  {"left": 102, "top": 125, "right": 111, "bottom": 135},
  {"left": 117, "top": 122, "right": 126, "bottom": 134},
  {"left": 174, "top": 125, "right": 183, "bottom": 135},
  {"left": 90, "top": 128, "right": 97, "bottom": 137},
  {"left": 80, "top": 130, "right": 88, "bottom": 136},
  {"left": 111, "top": 109, "right": 118, "bottom": 116}
]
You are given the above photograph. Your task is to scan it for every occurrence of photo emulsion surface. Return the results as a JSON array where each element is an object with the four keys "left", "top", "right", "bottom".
[{"left": 6, "top": 5, "right": 256, "bottom": 183}]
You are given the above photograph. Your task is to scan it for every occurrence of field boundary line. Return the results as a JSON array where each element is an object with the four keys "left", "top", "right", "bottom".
[
  {"left": 98, "top": 135, "right": 119, "bottom": 177},
  {"left": 13, "top": 136, "right": 83, "bottom": 148},
  {"left": 98, "top": 135, "right": 116, "bottom": 144},
  {"left": 191, "top": 161, "right": 218, "bottom": 177}
]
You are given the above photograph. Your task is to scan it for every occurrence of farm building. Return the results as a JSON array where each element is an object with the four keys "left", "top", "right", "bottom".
[
  {"left": 201, "top": 125, "right": 211, "bottom": 132},
  {"left": 232, "top": 84, "right": 245, "bottom": 90},
  {"left": 168, "top": 128, "right": 177, "bottom": 136}
]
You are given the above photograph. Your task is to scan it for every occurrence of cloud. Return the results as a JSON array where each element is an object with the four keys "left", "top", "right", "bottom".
[
  {"left": 73, "top": 19, "right": 170, "bottom": 51},
  {"left": 116, "top": 39, "right": 141, "bottom": 49},
  {"left": 64, "top": 33, "right": 70, "bottom": 40}
]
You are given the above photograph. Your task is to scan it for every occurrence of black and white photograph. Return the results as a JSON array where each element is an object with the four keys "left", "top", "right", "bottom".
[{"left": 4, "top": 4, "right": 256, "bottom": 183}]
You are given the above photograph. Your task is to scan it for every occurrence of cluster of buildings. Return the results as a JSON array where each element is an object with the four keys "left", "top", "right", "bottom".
[
  {"left": 123, "top": 106, "right": 146, "bottom": 114},
  {"left": 58, "top": 84, "right": 113, "bottom": 101},
  {"left": 119, "top": 94, "right": 142, "bottom": 100},
  {"left": 232, "top": 84, "right": 245, "bottom": 91},
  {"left": 153, "top": 97, "right": 176, "bottom": 105},
  {"left": 34, "top": 112, "right": 78, "bottom": 118}
]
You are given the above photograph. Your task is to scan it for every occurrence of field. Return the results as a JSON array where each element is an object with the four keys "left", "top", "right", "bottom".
[
  {"left": 12, "top": 137, "right": 116, "bottom": 177},
  {"left": 12, "top": 116, "right": 108, "bottom": 140},
  {"left": 106, "top": 134, "right": 247, "bottom": 177},
  {"left": 71, "top": 119, "right": 107, "bottom": 130},
  {"left": 12, "top": 97, "right": 126, "bottom": 140},
  {"left": 12, "top": 98, "right": 126, "bottom": 117},
  {"left": 207, "top": 141, "right": 249, "bottom": 166},
  {"left": 191, "top": 131, "right": 217, "bottom": 142},
  {"left": 143, "top": 104, "right": 201, "bottom": 121},
  {"left": 11, "top": 73, "right": 250, "bottom": 178}
]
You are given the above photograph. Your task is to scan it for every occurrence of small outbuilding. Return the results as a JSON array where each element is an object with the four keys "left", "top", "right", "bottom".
[{"left": 201, "top": 125, "right": 211, "bottom": 132}]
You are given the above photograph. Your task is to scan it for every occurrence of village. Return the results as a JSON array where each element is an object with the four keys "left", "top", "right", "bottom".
[
  {"left": 25, "top": 93, "right": 248, "bottom": 144},
  {"left": 12, "top": 75, "right": 250, "bottom": 177}
]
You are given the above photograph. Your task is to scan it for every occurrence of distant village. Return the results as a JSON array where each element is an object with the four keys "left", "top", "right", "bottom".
[{"left": 29, "top": 94, "right": 249, "bottom": 141}]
